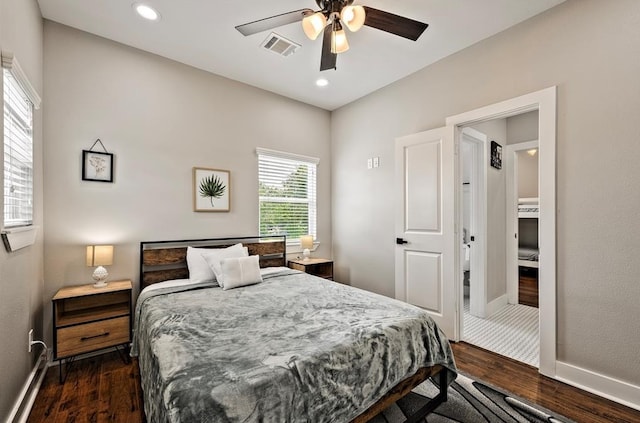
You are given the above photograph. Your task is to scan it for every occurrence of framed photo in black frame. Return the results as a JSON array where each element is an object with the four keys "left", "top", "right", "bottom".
[
  {"left": 490, "top": 140, "right": 502, "bottom": 170},
  {"left": 82, "top": 150, "right": 114, "bottom": 182}
]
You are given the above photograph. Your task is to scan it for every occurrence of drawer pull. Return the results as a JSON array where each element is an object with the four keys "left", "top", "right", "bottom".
[{"left": 80, "top": 332, "right": 110, "bottom": 341}]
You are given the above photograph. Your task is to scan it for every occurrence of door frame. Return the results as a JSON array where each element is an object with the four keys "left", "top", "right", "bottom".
[
  {"left": 459, "top": 128, "right": 488, "bottom": 319},
  {"left": 505, "top": 139, "right": 539, "bottom": 305},
  {"left": 446, "top": 86, "right": 557, "bottom": 377}
]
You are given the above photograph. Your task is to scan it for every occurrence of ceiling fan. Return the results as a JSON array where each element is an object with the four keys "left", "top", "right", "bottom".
[{"left": 235, "top": 0, "right": 428, "bottom": 71}]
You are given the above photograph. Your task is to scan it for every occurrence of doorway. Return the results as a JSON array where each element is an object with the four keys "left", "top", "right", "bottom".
[
  {"left": 394, "top": 86, "right": 556, "bottom": 376},
  {"left": 459, "top": 114, "right": 541, "bottom": 368},
  {"left": 447, "top": 86, "right": 556, "bottom": 377},
  {"left": 460, "top": 128, "right": 487, "bottom": 319}
]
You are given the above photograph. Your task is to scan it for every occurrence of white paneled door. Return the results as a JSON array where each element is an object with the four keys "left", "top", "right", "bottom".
[{"left": 395, "top": 126, "right": 457, "bottom": 339}]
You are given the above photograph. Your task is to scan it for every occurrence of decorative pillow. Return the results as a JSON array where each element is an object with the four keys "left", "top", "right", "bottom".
[
  {"left": 201, "top": 243, "right": 249, "bottom": 286},
  {"left": 186, "top": 246, "right": 216, "bottom": 284},
  {"left": 187, "top": 243, "right": 247, "bottom": 284},
  {"left": 219, "top": 255, "right": 263, "bottom": 290}
]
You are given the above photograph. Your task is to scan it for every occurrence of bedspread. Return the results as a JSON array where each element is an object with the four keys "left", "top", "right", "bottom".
[{"left": 132, "top": 268, "right": 456, "bottom": 423}]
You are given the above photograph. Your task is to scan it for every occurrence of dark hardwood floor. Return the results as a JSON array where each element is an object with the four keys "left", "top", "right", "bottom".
[
  {"left": 451, "top": 342, "right": 640, "bottom": 423},
  {"left": 28, "top": 342, "right": 640, "bottom": 422}
]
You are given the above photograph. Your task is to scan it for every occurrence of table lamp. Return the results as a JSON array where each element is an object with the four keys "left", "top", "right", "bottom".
[
  {"left": 86, "top": 245, "right": 114, "bottom": 288},
  {"left": 300, "top": 235, "right": 313, "bottom": 261}
]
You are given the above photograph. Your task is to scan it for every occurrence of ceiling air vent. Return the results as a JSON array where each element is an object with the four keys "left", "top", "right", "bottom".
[{"left": 261, "top": 33, "right": 300, "bottom": 57}]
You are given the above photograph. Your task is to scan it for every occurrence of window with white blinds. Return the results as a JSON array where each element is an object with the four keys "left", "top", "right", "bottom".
[
  {"left": 3, "top": 68, "right": 34, "bottom": 228},
  {"left": 257, "top": 148, "right": 318, "bottom": 243}
]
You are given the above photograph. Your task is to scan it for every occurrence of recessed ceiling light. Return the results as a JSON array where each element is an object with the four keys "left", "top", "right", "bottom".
[
  {"left": 316, "top": 78, "right": 329, "bottom": 87},
  {"left": 133, "top": 3, "right": 160, "bottom": 21}
]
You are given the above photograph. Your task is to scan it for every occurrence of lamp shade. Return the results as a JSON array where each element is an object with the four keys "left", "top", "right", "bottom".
[
  {"left": 300, "top": 235, "right": 313, "bottom": 250},
  {"left": 302, "top": 12, "right": 327, "bottom": 40},
  {"left": 86, "top": 245, "right": 114, "bottom": 267},
  {"left": 331, "top": 28, "right": 349, "bottom": 54},
  {"left": 341, "top": 5, "right": 366, "bottom": 32}
]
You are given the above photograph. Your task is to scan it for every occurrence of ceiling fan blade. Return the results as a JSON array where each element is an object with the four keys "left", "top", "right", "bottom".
[
  {"left": 320, "top": 25, "right": 337, "bottom": 71},
  {"left": 363, "top": 6, "right": 428, "bottom": 41},
  {"left": 235, "top": 9, "right": 312, "bottom": 36}
]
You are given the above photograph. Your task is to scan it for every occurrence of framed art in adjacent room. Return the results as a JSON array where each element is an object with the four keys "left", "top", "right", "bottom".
[
  {"left": 82, "top": 150, "right": 114, "bottom": 182},
  {"left": 193, "top": 167, "right": 230, "bottom": 212},
  {"left": 490, "top": 140, "right": 502, "bottom": 170}
]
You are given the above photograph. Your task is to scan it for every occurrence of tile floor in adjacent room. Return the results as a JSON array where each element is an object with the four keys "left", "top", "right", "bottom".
[{"left": 462, "top": 295, "right": 539, "bottom": 367}]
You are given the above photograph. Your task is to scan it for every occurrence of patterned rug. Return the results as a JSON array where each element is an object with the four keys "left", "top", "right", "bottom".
[{"left": 376, "top": 373, "right": 575, "bottom": 423}]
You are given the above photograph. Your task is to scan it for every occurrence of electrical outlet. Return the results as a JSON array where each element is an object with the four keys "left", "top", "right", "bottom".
[
  {"left": 367, "top": 158, "right": 373, "bottom": 169},
  {"left": 28, "top": 329, "right": 33, "bottom": 352},
  {"left": 373, "top": 157, "right": 379, "bottom": 168}
]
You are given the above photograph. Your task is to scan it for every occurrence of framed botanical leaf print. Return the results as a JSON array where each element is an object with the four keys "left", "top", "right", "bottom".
[{"left": 193, "top": 167, "right": 230, "bottom": 212}]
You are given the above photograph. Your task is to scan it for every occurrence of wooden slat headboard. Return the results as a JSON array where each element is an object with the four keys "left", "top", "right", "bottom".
[{"left": 139, "top": 236, "right": 286, "bottom": 289}]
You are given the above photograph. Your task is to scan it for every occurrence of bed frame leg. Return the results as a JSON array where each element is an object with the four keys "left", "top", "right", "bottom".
[{"left": 403, "top": 368, "right": 448, "bottom": 423}]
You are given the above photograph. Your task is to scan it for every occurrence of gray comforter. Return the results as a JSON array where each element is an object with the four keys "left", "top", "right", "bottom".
[{"left": 132, "top": 268, "right": 456, "bottom": 423}]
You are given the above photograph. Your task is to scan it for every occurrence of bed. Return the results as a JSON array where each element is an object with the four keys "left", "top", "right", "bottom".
[{"left": 133, "top": 236, "right": 457, "bottom": 422}]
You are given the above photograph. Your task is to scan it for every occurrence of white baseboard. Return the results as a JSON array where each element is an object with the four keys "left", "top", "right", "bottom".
[
  {"left": 7, "top": 350, "right": 48, "bottom": 423},
  {"left": 8, "top": 346, "right": 127, "bottom": 422},
  {"left": 556, "top": 361, "right": 640, "bottom": 412},
  {"left": 486, "top": 294, "right": 509, "bottom": 317}
]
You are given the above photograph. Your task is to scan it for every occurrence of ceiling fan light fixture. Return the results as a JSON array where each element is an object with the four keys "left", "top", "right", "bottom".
[
  {"left": 302, "top": 12, "right": 327, "bottom": 40},
  {"left": 341, "top": 5, "right": 366, "bottom": 32},
  {"left": 331, "top": 24, "right": 349, "bottom": 54}
]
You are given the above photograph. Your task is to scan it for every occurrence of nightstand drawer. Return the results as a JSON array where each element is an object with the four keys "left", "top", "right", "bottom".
[{"left": 56, "top": 316, "right": 130, "bottom": 358}]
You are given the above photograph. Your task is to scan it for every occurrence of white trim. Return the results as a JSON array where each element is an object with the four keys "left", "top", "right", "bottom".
[
  {"left": 288, "top": 241, "right": 320, "bottom": 255},
  {"left": 6, "top": 350, "right": 47, "bottom": 423},
  {"left": 556, "top": 361, "right": 640, "bottom": 412},
  {"left": 446, "top": 86, "right": 557, "bottom": 377},
  {"left": 485, "top": 294, "right": 509, "bottom": 317},
  {"left": 517, "top": 259, "right": 538, "bottom": 268},
  {"left": 1, "top": 226, "right": 39, "bottom": 252},
  {"left": 459, "top": 128, "right": 488, "bottom": 320},
  {"left": 1, "top": 51, "right": 41, "bottom": 109},
  {"left": 255, "top": 147, "right": 320, "bottom": 165}
]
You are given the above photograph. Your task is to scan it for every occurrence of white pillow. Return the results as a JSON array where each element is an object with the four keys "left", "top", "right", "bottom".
[
  {"left": 187, "top": 244, "right": 247, "bottom": 284},
  {"left": 186, "top": 246, "right": 216, "bottom": 283},
  {"left": 219, "top": 255, "right": 263, "bottom": 290},
  {"left": 201, "top": 243, "right": 248, "bottom": 286}
]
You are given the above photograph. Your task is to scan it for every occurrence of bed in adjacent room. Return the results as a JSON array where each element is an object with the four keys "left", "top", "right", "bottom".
[{"left": 132, "top": 236, "right": 457, "bottom": 422}]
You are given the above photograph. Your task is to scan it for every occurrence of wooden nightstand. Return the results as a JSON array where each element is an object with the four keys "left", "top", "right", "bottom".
[
  {"left": 288, "top": 258, "right": 333, "bottom": 280},
  {"left": 52, "top": 280, "right": 132, "bottom": 383}
]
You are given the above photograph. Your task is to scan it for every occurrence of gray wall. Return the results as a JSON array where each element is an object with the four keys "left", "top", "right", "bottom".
[
  {"left": 507, "top": 111, "right": 539, "bottom": 198},
  {"left": 517, "top": 151, "right": 538, "bottom": 199},
  {"left": 42, "top": 22, "right": 331, "bottom": 347},
  {"left": 332, "top": 0, "right": 640, "bottom": 386},
  {"left": 0, "top": 0, "right": 43, "bottom": 420},
  {"left": 507, "top": 110, "right": 538, "bottom": 145}
]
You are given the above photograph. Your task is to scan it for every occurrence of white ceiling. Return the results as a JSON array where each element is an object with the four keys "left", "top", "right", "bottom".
[{"left": 37, "top": 0, "right": 565, "bottom": 111}]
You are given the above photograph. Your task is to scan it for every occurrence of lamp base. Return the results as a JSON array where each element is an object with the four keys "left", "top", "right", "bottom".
[
  {"left": 302, "top": 248, "right": 311, "bottom": 261},
  {"left": 92, "top": 265, "right": 109, "bottom": 288}
]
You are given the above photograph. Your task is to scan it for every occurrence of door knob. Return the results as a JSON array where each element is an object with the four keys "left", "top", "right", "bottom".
[{"left": 396, "top": 237, "right": 408, "bottom": 245}]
